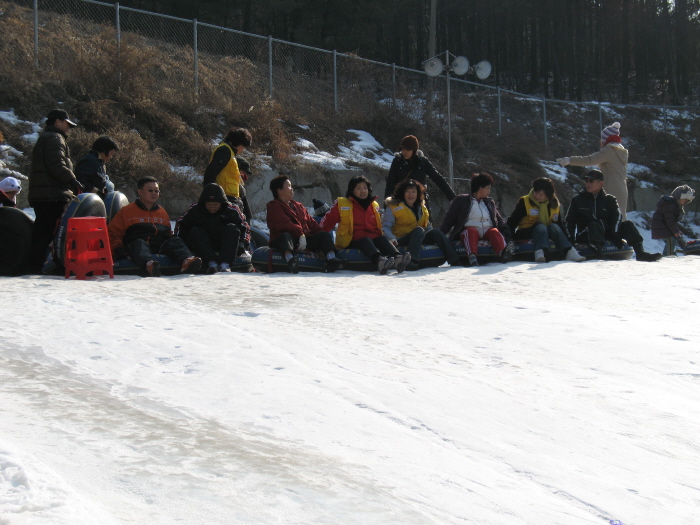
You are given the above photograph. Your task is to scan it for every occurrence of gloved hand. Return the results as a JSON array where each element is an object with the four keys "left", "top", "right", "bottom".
[
  {"left": 612, "top": 232, "right": 625, "bottom": 249},
  {"left": 389, "top": 238, "right": 398, "bottom": 247},
  {"left": 557, "top": 157, "right": 570, "bottom": 167},
  {"left": 676, "top": 235, "right": 687, "bottom": 250},
  {"left": 70, "top": 179, "right": 84, "bottom": 194},
  {"left": 114, "top": 246, "right": 128, "bottom": 260},
  {"left": 297, "top": 234, "right": 307, "bottom": 251}
]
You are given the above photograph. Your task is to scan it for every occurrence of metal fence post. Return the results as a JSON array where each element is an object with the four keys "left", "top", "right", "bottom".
[
  {"left": 542, "top": 96, "right": 548, "bottom": 147},
  {"left": 116, "top": 2, "right": 121, "bottom": 93},
  {"left": 193, "top": 18, "right": 198, "bottom": 97},
  {"left": 333, "top": 50, "right": 338, "bottom": 113},
  {"left": 33, "top": 0, "right": 39, "bottom": 68},
  {"left": 598, "top": 102, "right": 603, "bottom": 133},
  {"left": 497, "top": 87, "right": 502, "bottom": 136},
  {"left": 392, "top": 63, "right": 396, "bottom": 109},
  {"left": 268, "top": 36, "right": 273, "bottom": 98}
]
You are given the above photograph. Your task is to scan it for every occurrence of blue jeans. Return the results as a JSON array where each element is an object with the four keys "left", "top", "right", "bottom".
[{"left": 531, "top": 223, "right": 572, "bottom": 252}]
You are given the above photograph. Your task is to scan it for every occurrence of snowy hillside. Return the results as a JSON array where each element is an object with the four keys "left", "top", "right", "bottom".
[{"left": 2, "top": 257, "right": 700, "bottom": 525}]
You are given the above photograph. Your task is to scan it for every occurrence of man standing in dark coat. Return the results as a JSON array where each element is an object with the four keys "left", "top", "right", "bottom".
[
  {"left": 384, "top": 135, "right": 456, "bottom": 204},
  {"left": 565, "top": 169, "right": 661, "bottom": 261},
  {"left": 27, "top": 109, "right": 84, "bottom": 272}
]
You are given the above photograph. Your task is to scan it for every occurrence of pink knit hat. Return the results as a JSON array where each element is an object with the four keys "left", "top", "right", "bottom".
[{"left": 601, "top": 122, "right": 621, "bottom": 143}]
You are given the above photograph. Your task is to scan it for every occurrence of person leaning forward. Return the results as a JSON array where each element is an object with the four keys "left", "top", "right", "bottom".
[
  {"left": 565, "top": 169, "right": 661, "bottom": 262},
  {"left": 108, "top": 176, "right": 202, "bottom": 276},
  {"left": 266, "top": 174, "right": 342, "bottom": 274},
  {"left": 202, "top": 127, "right": 251, "bottom": 213}
]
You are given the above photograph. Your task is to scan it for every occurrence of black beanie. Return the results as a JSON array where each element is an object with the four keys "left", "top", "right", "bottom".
[{"left": 199, "top": 183, "right": 229, "bottom": 204}]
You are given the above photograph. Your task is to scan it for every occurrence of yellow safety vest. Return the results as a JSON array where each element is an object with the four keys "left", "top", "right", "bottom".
[
  {"left": 388, "top": 201, "right": 429, "bottom": 238},
  {"left": 211, "top": 143, "right": 241, "bottom": 198},
  {"left": 335, "top": 197, "right": 382, "bottom": 248},
  {"left": 518, "top": 196, "right": 561, "bottom": 230}
]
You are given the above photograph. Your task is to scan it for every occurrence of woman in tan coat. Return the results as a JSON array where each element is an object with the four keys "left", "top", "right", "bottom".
[{"left": 557, "top": 122, "right": 630, "bottom": 220}]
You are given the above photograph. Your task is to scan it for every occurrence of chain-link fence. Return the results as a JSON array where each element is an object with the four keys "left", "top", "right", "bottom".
[{"left": 8, "top": 0, "right": 700, "bottom": 158}]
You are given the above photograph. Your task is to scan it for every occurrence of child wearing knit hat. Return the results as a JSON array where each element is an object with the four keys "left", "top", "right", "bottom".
[
  {"left": 651, "top": 184, "right": 696, "bottom": 255},
  {"left": 0, "top": 176, "right": 22, "bottom": 207}
]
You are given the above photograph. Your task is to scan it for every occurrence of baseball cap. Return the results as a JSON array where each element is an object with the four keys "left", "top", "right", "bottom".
[
  {"left": 584, "top": 170, "right": 604, "bottom": 182},
  {"left": 46, "top": 109, "right": 77, "bottom": 127}
]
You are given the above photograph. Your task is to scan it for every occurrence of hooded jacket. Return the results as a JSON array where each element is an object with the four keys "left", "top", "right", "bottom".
[
  {"left": 382, "top": 196, "right": 429, "bottom": 241},
  {"left": 385, "top": 150, "right": 456, "bottom": 201},
  {"left": 175, "top": 184, "right": 250, "bottom": 245},
  {"left": 651, "top": 196, "right": 681, "bottom": 239}
]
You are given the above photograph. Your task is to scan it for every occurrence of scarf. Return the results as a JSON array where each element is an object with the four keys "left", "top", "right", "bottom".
[
  {"left": 353, "top": 194, "right": 375, "bottom": 209},
  {"left": 527, "top": 189, "right": 550, "bottom": 225}
]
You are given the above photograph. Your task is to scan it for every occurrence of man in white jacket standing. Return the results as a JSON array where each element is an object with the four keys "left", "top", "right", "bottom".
[{"left": 558, "top": 122, "right": 630, "bottom": 220}]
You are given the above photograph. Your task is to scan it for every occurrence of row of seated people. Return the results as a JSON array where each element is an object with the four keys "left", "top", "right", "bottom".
[{"left": 105, "top": 168, "right": 677, "bottom": 277}]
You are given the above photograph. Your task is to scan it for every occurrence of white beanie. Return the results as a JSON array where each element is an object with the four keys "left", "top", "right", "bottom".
[
  {"left": 0, "top": 176, "right": 22, "bottom": 194},
  {"left": 601, "top": 122, "right": 621, "bottom": 142}
]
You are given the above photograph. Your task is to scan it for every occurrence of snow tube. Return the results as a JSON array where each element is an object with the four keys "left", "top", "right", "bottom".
[
  {"left": 113, "top": 252, "right": 253, "bottom": 275},
  {"left": 336, "top": 244, "right": 447, "bottom": 272},
  {"left": 251, "top": 247, "right": 328, "bottom": 273},
  {"left": 104, "top": 191, "right": 129, "bottom": 223},
  {"left": 450, "top": 239, "right": 633, "bottom": 263},
  {"left": 249, "top": 227, "right": 269, "bottom": 250},
  {"left": 53, "top": 193, "right": 107, "bottom": 267},
  {"left": 684, "top": 239, "right": 700, "bottom": 256},
  {"left": 574, "top": 241, "right": 634, "bottom": 260},
  {"left": 0, "top": 207, "right": 33, "bottom": 276},
  {"left": 396, "top": 244, "right": 447, "bottom": 268}
]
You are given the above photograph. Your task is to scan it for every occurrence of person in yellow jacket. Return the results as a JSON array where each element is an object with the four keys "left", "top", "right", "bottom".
[
  {"left": 202, "top": 127, "right": 252, "bottom": 206},
  {"left": 506, "top": 177, "right": 585, "bottom": 263},
  {"left": 382, "top": 179, "right": 461, "bottom": 270},
  {"left": 320, "top": 175, "right": 409, "bottom": 274}
]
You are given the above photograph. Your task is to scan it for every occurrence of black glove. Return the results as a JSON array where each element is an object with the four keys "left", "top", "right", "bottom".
[
  {"left": 114, "top": 246, "right": 128, "bottom": 260},
  {"left": 612, "top": 232, "right": 625, "bottom": 249},
  {"left": 70, "top": 179, "right": 84, "bottom": 194},
  {"left": 676, "top": 235, "right": 687, "bottom": 250}
]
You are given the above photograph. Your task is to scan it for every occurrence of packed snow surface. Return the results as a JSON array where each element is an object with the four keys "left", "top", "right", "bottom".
[{"left": 2, "top": 256, "right": 699, "bottom": 524}]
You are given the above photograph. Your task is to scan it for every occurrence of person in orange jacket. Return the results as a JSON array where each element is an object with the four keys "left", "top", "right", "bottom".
[{"left": 108, "top": 176, "right": 201, "bottom": 276}]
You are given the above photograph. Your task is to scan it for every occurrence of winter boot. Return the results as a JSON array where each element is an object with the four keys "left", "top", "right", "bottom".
[
  {"left": 146, "top": 259, "right": 161, "bottom": 277},
  {"left": 468, "top": 253, "right": 479, "bottom": 267},
  {"left": 395, "top": 252, "right": 412, "bottom": 273},
  {"left": 181, "top": 256, "right": 202, "bottom": 274},
  {"left": 378, "top": 256, "right": 394, "bottom": 275},
  {"left": 287, "top": 256, "right": 300, "bottom": 274},
  {"left": 206, "top": 261, "right": 218, "bottom": 274},
  {"left": 534, "top": 249, "right": 547, "bottom": 263},
  {"left": 218, "top": 262, "right": 231, "bottom": 272},
  {"left": 325, "top": 257, "right": 343, "bottom": 273}
]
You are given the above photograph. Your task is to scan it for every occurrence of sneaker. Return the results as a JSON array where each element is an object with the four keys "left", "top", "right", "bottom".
[
  {"left": 287, "top": 256, "right": 300, "bottom": 274},
  {"left": 468, "top": 253, "right": 478, "bottom": 267},
  {"left": 405, "top": 261, "right": 420, "bottom": 271},
  {"left": 534, "top": 249, "right": 546, "bottom": 263},
  {"left": 206, "top": 261, "right": 218, "bottom": 274},
  {"left": 500, "top": 248, "right": 514, "bottom": 263},
  {"left": 378, "top": 256, "right": 393, "bottom": 275},
  {"left": 181, "top": 256, "right": 202, "bottom": 274},
  {"left": 592, "top": 244, "right": 605, "bottom": 259},
  {"left": 395, "top": 252, "right": 412, "bottom": 273},
  {"left": 636, "top": 251, "right": 662, "bottom": 262},
  {"left": 565, "top": 247, "right": 586, "bottom": 262},
  {"left": 218, "top": 262, "right": 231, "bottom": 272},
  {"left": 146, "top": 259, "right": 161, "bottom": 277},
  {"left": 325, "top": 257, "right": 343, "bottom": 273}
]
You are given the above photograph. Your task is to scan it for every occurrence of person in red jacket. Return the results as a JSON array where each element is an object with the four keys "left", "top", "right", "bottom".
[
  {"left": 267, "top": 175, "right": 342, "bottom": 273},
  {"left": 320, "top": 175, "right": 409, "bottom": 275}
]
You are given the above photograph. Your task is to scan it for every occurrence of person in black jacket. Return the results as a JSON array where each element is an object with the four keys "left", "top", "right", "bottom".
[
  {"left": 651, "top": 184, "right": 695, "bottom": 255},
  {"left": 384, "top": 135, "right": 456, "bottom": 206},
  {"left": 565, "top": 169, "right": 661, "bottom": 261},
  {"left": 74, "top": 136, "right": 119, "bottom": 197},
  {"left": 176, "top": 183, "right": 251, "bottom": 273},
  {"left": 27, "top": 109, "right": 84, "bottom": 273}
]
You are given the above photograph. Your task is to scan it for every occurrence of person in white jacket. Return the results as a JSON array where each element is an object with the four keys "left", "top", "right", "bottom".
[{"left": 558, "top": 122, "right": 630, "bottom": 220}]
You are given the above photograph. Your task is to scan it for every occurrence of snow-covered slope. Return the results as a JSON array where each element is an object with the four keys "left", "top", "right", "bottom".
[{"left": 2, "top": 257, "right": 699, "bottom": 524}]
